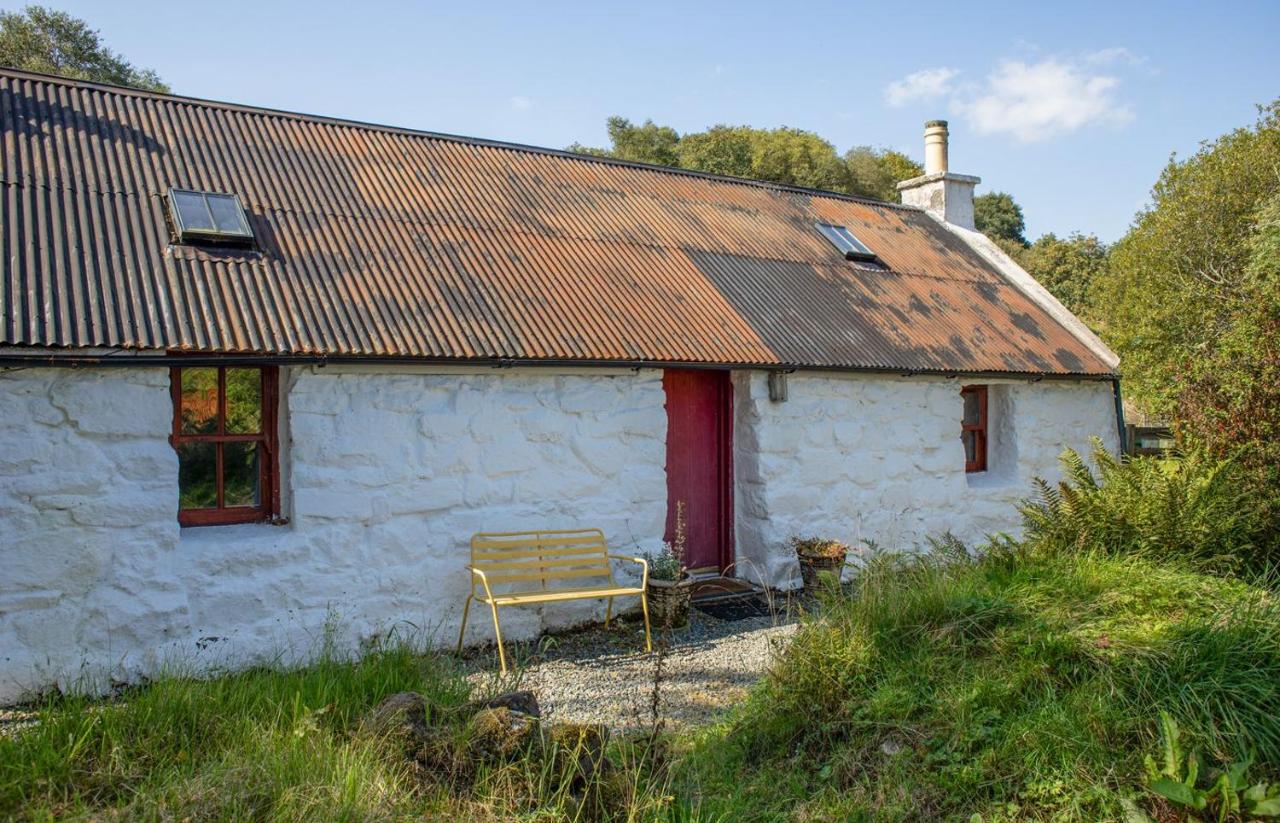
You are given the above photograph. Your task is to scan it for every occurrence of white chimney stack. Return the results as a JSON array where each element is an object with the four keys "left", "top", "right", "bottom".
[{"left": 898, "top": 119, "right": 980, "bottom": 229}]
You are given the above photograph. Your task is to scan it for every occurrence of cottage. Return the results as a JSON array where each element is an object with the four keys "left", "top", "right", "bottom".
[{"left": 0, "top": 69, "right": 1120, "bottom": 702}]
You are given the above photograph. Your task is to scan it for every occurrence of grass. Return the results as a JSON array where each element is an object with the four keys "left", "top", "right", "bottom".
[{"left": 676, "top": 546, "right": 1280, "bottom": 821}]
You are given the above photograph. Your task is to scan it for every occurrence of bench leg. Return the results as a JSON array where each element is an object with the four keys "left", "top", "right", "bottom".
[
  {"left": 640, "top": 590, "right": 652, "bottom": 653},
  {"left": 456, "top": 594, "right": 474, "bottom": 654},
  {"left": 604, "top": 596, "right": 614, "bottom": 628},
  {"left": 488, "top": 601, "right": 508, "bottom": 675}
]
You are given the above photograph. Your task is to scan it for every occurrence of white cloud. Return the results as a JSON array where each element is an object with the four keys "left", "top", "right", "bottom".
[
  {"left": 953, "top": 58, "right": 1134, "bottom": 142},
  {"left": 508, "top": 96, "right": 534, "bottom": 112},
  {"left": 884, "top": 67, "right": 960, "bottom": 107}
]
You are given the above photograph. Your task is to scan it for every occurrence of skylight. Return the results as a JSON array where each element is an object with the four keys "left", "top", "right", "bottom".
[
  {"left": 816, "top": 223, "right": 876, "bottom": 261},
  {"left": 168, "top": 188, "right": 254, "bottom": 244}
]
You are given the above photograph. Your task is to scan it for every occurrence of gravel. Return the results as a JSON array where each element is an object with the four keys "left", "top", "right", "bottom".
[{"left": 464, "top": 600, "right": 801, "bottom": 732}]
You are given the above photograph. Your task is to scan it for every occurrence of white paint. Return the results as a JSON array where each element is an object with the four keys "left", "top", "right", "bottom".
[
  {"left": 897, "top": 171, "right": 982, "bottom": 230},
  {"left": 1, "top": 362, "right": 1119, "bottom": 703},
  {"left": 732, "top": 371, "right": 1120, "bottom": 588},
  {"left": 0, "top": 365, "right": 667, "bottom": 703}
]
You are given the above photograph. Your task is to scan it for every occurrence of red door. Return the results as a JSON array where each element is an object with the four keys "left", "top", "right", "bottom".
[{"left": 663, "top": 369, "right": 733, "bottom": 572}]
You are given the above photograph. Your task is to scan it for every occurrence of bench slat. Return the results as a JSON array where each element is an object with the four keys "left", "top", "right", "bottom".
[
  {"left": 472, "top": 533, "right": 604, "bottom": 551},
  {"left": 472, "top": 544, "right": 606, "bottom": 561},
  {"left": 483, "top": 567, "right": 612, "bottom": 585},
  {"left": 475, "top": 557, "right": 611, "bottom": 573}
]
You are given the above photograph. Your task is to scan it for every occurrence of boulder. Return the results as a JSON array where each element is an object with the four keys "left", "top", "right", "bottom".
[
  {"left": 468, "top": 689, "right": 541, "bottom": 718},
  {"left": 358, "top": 692, "right": 430, "bottom": 749},
  {"left": 466, "top": 706, "right": 538, "bottom": 761}
]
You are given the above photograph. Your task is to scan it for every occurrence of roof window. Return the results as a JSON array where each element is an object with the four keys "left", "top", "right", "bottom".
[
  {"left": 168, "top": 188, "right": 254, "bottom": 244},
  {"left": 816, "top": 222, "right": 876, "bottom": 261}
]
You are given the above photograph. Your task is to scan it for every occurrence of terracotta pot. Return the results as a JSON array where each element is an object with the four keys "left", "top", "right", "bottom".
[
  {"left": 646, "top": 575, "right": 694, "bottom": 628},
  {"left": 798, "top": 552, "right": 847, "bottom": 595}
]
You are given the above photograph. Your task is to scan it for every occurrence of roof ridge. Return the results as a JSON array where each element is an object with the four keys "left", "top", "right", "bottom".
[{"left": 0, "top": 65, "right": 922, "bottom": 213}]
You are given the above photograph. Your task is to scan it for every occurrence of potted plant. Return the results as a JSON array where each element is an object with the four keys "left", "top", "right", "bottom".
[
  {"left": 645, "top": 501, "right": 693, "bottom": 628},
  {"left": 791, "top": 536, "right": 849, "bottom": 595}
]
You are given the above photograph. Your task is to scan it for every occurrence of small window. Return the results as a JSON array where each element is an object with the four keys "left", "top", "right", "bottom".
[
  {"left": 168, "top": 188, "right": 254, "bottom": 244},
  {"left": 816, "top": 222, "right": 877, "bottom": 261},
  {"left": 961, "top": 385, "right": 988, "bottom": 473},
  {"left": 170, "top": 365, "right": 279, "bottom": 526}
]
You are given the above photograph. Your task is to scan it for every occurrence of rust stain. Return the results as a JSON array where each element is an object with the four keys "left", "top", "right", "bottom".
[{"left": 0, "top": 69, "right": 1113, "bottom": 376}]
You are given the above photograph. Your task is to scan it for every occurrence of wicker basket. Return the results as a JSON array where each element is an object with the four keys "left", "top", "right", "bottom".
[{"left": 798, "top": 552, "right": 847, "bottom": 595}]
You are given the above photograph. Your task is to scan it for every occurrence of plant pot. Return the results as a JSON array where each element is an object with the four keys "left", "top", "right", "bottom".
[
  {"left": 798, "top": 552, "right": 847, "bottom": 595},
  {"left": 646, "top": 575, "right": 694, "bottom": 628}
]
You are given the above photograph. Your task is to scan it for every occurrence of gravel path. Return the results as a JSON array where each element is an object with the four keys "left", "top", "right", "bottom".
[{"left": 465, "top": 601, "right": 801, "bottom": 732}]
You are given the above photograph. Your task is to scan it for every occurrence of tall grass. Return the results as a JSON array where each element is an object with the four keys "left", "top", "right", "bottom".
[{"left": 675, "top": 548, "right": 1280, "bottom": 820}]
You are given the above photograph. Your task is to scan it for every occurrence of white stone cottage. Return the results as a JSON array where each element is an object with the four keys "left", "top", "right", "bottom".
[{"left": 0, "top": 70, "right": 1121, "bottom": 702}]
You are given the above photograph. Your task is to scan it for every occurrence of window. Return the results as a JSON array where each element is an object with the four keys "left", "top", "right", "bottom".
[
  {"left": 961, "top": 385, "right": 988, "bottom": 473},
  {"left": 167, "top": 188, "right": 254, "bottom": 244},
  {"left": 816, "top": 222, "right": 877, "bottom": 261},
  {"left": 170, "top": 365, "right": 279, "bottom": 526}
]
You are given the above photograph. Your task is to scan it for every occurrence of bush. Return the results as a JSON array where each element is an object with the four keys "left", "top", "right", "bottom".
[
  {"left": 1019, "top": 440, "right": 1273, "bottom": 576},
  {"left": 676, "top": 548, "right": 1280, "bottom": 820}
]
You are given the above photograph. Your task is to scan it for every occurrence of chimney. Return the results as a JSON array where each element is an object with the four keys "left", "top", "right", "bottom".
[{"left": 897, "top": 119, "right": 980, "bottom": 230}]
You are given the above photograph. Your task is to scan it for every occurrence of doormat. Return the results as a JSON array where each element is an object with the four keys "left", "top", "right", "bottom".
[{"left": 694, "top": 594, "right": 776, "bottom": 622}]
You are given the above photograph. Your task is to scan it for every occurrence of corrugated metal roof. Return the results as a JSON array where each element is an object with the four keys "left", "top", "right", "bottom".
[{"left": 0, "top": 69, "right": 1114, "bottom": 376}]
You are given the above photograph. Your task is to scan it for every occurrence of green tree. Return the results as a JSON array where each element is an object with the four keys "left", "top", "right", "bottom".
[
  {"left": 1017, "top": 232, "right": 1108, "bottom": 317},
  {"left": 974, "top": 191, "right": 1028, "bottom": 247},
  {"left": 844, "top": 146, "right": 923, "bottom": 201},
  {"left": 0, "top": 5, "right": 167, "bottom": 91},
  {"left": 1097, "top": 101, "right": 1280, "bottom": 417},
  {"left": 676, "top": 124, "right": 754, "bottom": 177}
]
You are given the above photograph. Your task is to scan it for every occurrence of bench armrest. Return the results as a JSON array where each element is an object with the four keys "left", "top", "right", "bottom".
[
  {"left": 606, "top": 553, "right": 649, "bottom": 588},
  {"left": 466, "top": 565, "right": 496, "bottom": 598}
]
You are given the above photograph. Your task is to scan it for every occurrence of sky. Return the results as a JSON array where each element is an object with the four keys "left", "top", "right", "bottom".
[{"left": 36, "top": 0, "right": 1280, "bottom": 242}]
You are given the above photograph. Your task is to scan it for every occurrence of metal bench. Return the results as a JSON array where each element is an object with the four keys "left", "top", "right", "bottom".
[{"left": 456, "top": 528, "right": 651, "bottom": 673}]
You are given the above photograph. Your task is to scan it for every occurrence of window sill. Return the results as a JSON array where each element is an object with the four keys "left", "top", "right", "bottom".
[{"left": 965, "top": 470, "right": 1019, "bottom": 490}]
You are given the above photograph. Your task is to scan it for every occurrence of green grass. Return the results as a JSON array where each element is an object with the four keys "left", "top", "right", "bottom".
[{"left": 674, "top": 547, "right": 1280, "bottom": 821}]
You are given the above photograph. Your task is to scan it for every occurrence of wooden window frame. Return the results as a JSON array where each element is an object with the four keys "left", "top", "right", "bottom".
[
  {"left": 170, "top": 364, "right": 280, "bottom": 527},
  {"left": 961, "top": 385, "right": 988, "bottom": 473}
]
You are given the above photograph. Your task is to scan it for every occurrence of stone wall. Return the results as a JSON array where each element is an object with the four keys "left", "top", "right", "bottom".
[
  {"left": 0, "top": 365, "right": 668, "bottom": 703},
  {"left": 733, "top": 372, "right": 1120, "bottom": 587}
]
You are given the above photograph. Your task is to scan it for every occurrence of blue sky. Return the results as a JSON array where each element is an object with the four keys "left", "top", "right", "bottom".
[{"left": 43, "top": 0, "right": 1280, "bottom": 241}]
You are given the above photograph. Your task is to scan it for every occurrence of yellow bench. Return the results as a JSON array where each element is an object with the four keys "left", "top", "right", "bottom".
[{"left": 456, "top": 528, "right": 652, "bottom": 673}]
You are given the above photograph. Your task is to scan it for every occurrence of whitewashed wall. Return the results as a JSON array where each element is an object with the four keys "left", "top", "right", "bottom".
[
  {"left": 0, "top": 365, "right": 667, "bottom": 703},
  {"left": 732, "top": 372, "right": 1120, "bottom": 587}
]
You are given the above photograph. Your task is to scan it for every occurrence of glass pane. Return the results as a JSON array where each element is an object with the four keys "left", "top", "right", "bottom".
[
  {"left": 177, "top": 441, "right": 218, "bottom": 509},
  {"left": 172, "top": 190, "right": 215, "bottom": 232},
  {"left": 223, "top": 442, "right": 261, "bottom": 508},
  {"left": 180, "top": 368, "right": 220, "bottom": 434},
  {"left": 962, "top": 390, "right": 980, "bottom": 426},
  {"left": 207, "top": 194, "right": 251, "bottom": 236},
  {"left": 225, "top": 368, "right": 262, "bottom": 434},
  {"left": 962, "top": 431, "right": 976, "bottom": 463}
]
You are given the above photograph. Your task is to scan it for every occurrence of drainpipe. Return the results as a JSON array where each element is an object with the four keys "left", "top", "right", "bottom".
[{"left": 1111, "top": 377, "right": 1128, "bottom": 455}]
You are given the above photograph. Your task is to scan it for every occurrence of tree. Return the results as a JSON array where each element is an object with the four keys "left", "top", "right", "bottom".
[
  {"left": 1095, "top": 101, "right": 1280, "bottom": 417},
  {"left": 676, "top": 124, "right": 754, "bottom": 178},
  {"left": 0, "top": 5, "right": 167, "bottom": 91},
  {"left": 1017, "top": 233, "right": 1108, "bottom": 317},
  {"left": 844, "top": 146, "right": 923, "bottom": 201},
  {"left": 974, "top": 192, "right": 1028, "bottom": 247}
]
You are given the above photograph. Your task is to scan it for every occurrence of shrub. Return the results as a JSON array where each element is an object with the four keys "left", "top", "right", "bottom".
[{"left": 1019, "top": 439, "right": 1273, "bottom": 575}]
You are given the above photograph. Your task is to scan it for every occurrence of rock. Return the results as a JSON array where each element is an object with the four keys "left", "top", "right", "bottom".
[
  {"left": 469, "top": 689, "right": 541, "bottom": 718},
  {"left": 359, "top": 692, "right": 429, "bottom": 749},
  {"left": 546, "top": 722, "right": 611, "bottom": 792},
  {"left": 880, "top": 735, "right": 905, "bottom": 756},
  {"left": 466, "top": 706, "right": 538, "bottom": 760}
]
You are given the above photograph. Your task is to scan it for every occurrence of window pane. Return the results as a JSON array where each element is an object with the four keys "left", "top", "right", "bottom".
[
  {"left": 180, "top": 368, "right": 220, "bottom": 434},
  {"left": 177, "top": 441, "right": 218, "bottom": 509},
  {"left": 206, "top": 194, "right": 251, "bottom": 236},
  {"left": 172, "top": 190, "right": 215, "bottom": 232},
  {"left": 225, "top": 368, "right": 262, "bottom": 434},
  {"left": 962, "top": 391, "right": 980, "bottom": 426},
  {"left": 223, "top": 442, "right": 261, "bottom": 507},
  {"left": 962, "top": 431, "right": 976, "bottom": 463}
]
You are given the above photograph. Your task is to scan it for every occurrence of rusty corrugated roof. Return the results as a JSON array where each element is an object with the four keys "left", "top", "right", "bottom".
[{"left": 0, "top": 68, "right": 1114, "bottom": 376}]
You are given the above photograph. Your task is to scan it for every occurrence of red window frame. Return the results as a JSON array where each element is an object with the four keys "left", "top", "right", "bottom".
[
  {"left": 961, "top": 385, "right": 988, "bottom": 473},
  {"left": 169, "top": 364, "right": 280, "bottom": 526}
]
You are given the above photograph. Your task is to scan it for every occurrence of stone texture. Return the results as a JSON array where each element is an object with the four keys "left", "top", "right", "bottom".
[{"left": 732, "top": 371, "right": 1120, "bottom": 588}]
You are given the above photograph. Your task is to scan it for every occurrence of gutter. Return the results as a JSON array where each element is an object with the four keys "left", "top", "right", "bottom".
[
  {"left": 0, "top": 351, "right": 1119, "bottom": 383},
  {"left": 1112, "top": 377, "right": 1129, "bottom": 454}
]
